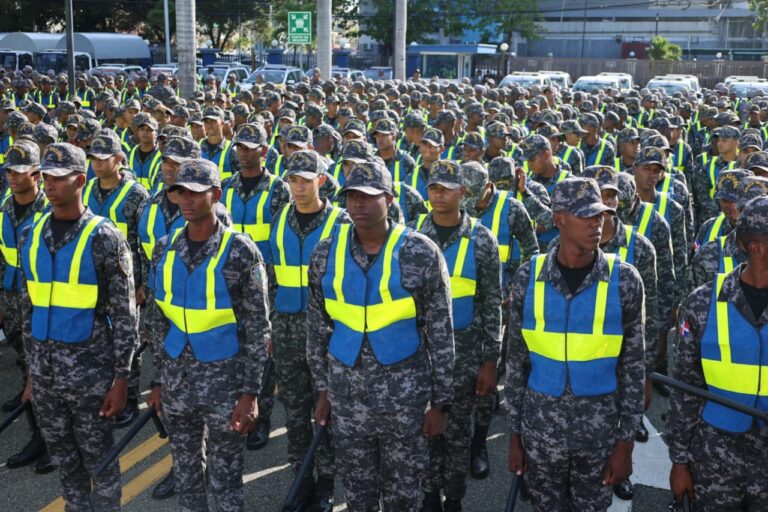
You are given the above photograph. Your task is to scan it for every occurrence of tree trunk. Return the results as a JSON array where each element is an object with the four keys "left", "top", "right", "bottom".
[{"left": 394, "top": 0, "right": 406, "bottom": 79}]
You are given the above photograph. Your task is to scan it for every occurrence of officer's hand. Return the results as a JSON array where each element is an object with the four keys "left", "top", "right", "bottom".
[
  {"left": 644, "top": 378, "right": 653, "bottom": 410},
  {"left": 670, "top": 463, "right": 695, "bottom": 502},
  {"left": 100, "top": 378, "right": 128, "bottom": 418},
  {"left": 314, "top": 391, "right": 331, "bottom": 426},
  {"left": 507, "top": 434, "right": 527, "bottom": 475},
  {"left": 146, "top": 384, "right": 162, "bottom": 415},
  {"left": 514, "top": 167, "right": 527, "bottom": 194},
  {"left": 475, "top": 361, "right": 497, "bottom": 397},
  {"left": 422, "top": 407, "right": 447, "bottom": 437},
  {"left": 22, "top": 375, "right": 32, "bottom": 403},
  {"left": 135, "top": 285, "right": 146, "bottom": 306},
  {"left": 229, "top": 393, "right": 258, "bottom": 435},
  {"left": 267, "top": 338, "right": 273, "bottom": 357},
  {"left": 602, "top": 440, "right": 633, "bottom": 486}
]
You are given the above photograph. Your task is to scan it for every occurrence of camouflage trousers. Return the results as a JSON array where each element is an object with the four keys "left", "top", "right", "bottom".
[
  {"left": 332, "top": 399, "right": 428, "bottom": 512},
  {"left": 523, "top": 438, "right": 613, "bottom": 512},
  {"left": 32, "top": 378, "right": 120, "bottom": 512},
  {"left": 423, "top": 388, "right": 475, "bottom": 500},
  {"left": 272, "top": 313, "right": 334, "bottom": 477},
  {"left": 690, "top": 422, "right": 768, "bottom": 511},
  {"left": 161, "top": 348, "right": 246, "bottom": 512},
  {"left": 3, "top": 293, "right": 27, "bottom": 379},
  {"left": 473, "top": 314, "right": 507, "bottom": 429}
]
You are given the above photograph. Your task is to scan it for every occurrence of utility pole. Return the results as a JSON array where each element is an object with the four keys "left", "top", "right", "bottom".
[
  {"left": 317, "top": 0, "right": 332, "bottom": 79},
  {"left": 655, "top": 13, "right": 660, "bottom": 36},
  {"left": 176, "top": 0, "right": 197, "bottom": 99},
  {"left": 394, "top": 0, "right": 407, "bottom": 80},
  {"left": 580, "top": 0, "right": 588, "bottom": 59},
  {"left": 64, "top": 0, "right": 75, "bottom": 94},
  {"left": 164, "top": 0, "right": 172, "bottom": 63}
]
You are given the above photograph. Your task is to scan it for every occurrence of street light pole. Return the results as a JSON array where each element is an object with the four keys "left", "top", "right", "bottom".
[
  {"left": 580, "top": 0, "right": 588, "bottom": 58},
  {"left": 163, "top": 0, "right": 172, "bottom": 63},
  {"left": 655, "top": 13, "right": 660, "bottom": 36},
  {"left": 64, "top": 0, "right": 75, "bottom": 94}
]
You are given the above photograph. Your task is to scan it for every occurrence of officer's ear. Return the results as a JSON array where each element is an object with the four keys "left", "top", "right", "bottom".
[
  {"left": 553, "top": 210, "right": 566, "bottom": 230},
  {"left": 211, "top": 187, "right": 222, "bottom": 204}
]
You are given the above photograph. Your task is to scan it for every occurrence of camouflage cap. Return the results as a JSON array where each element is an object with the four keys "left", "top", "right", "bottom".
[
  {"left": 462, "top": 132, "right": 485, "bottom": 149},
  {"left": 716, "top": 111, "right": 740, "bottom": 127},
  {"left": 459, "top": 160, "right": 490, "bottom": 196},
  {"left": 188, "top": 112, "right": 204, "bottom": 126},
  {"left": 158, "top": 125, "right": 189, "bottom": 140},
  {"left": 488, "top": 157, "right": 515, "bottom": 186},
  {"left": 434, "top": 110, "right": 456, "bottom": 127},
  {"left": 420, "top": 127, "right": 445, "bottom": 147},
  {"left": 40, "top": 143, "right": 87, "bottom": 176},
  {"left": 372, "top": 118, "right": 397, "bottom": 135},
  {"left": 305, "top": 104, "right": 324, "bottom": 118},
  {"left": 643, "top": 134, "right": 671, "bottom": 151},
  {"left": 520, "top": 134, "right": 552, "bottom": 161},
  {"left": 736, "top": 176, "right": 768, "bottom": 209},
  {"left": 337, "top": 106, "right": 354, "bottom": 118},
  {"left": 5, "top": 140, "right": 40, "bottom": 173},
  {"left": 4, "top": 111, "right": 27, "bottom": 131},
  {"left": 427, "top": 160, "right": 463, "bottom": 190},
  {"left": 284, "top": 150, "right": 322, "bottom": 179},
  {"left": 342, "top": 118, "right": 367, "bottom": 137},
  {"left": 735, "top": 195, "right": 768, "bottom": 236},
  {"left": 537, "top": 124, "right": 563, "bottom": 140},
  {"left": 33, "top": 122, "right": 59, "bottom": 144},
  {"left": 125, "top": 99, "right": 141, "bottom": 111},
  {"left": 233, "top": 123, "right": 267, "bottom": 149},
  {"left": 202, "top": 106, "right": 224, "bottom": 120},
  {"left": 22, "top": 102, "right": 47, "bottom": 118},
  {"left": 88, "top": 129, "right": 123, "bottom": 158},
  {"left": 717, "top": 125, "right": 741, "bottom": 139},
  {"left": 560, "top": 119, "right": 588, "bottom": 135},
  {"left": 744, "top": 151, "right": 768, "bottom": 173},
  {"left": 76, "top": 119, "right": 102, "bottom": 141},
  {"left": 403, "top": 112, "right": 427, "bottom": 128},
  {"left": 284, "top": 125, "right": 312, "bottom": 148},
  {"left": 467, "top": 102, "right": 486, "bottom": 115},
  {"left": 0, "top": 98, "right": 14, "bottom": 111},
  {"left": 552, "top": 177, "right": 614, "bottom": 217},
  {"left": 163, "top": 136, "right": 201, "bottom": 163},
  {"left": 132, "top": 112, "right": 158, "bottom": 130},
  {"left": 486, "top": 122, "right": 509, "bottom": 140},
  {"left": 16, "top": 122, "right": 34, "bottom": 141},
  {"left": 615, "top": 170, "right": 637, "bottom": 206},
  {"left": 169, "top": 159, "right": 221, "bottom": 193},
  {"left": 634, "top": 146, "right": 666, "bottom": 168},
  {"left": 617, "top": 127, "right": 640, "bottom": 144},
  {"left": 648, "top": 117, "right": 679, "bottom": 131},
  {"left": 339, "top": 161, "right": 393, "bottom": 196},
  {"left": 340, "top": 140, "right": 371, "bottom": 163},
  {"left": 171, "top": 105, "right": 190, "bottom": 119},
  {"left": 582, "top": 165, "right": 620, "bottom": 192},
  {"left": 715, "top": 169, "right": 754, "bottom": 202},
  {"left": 65, "top": 114, "right": 82, "bottom": 128},
  {"left": 579, "top": 113, "right": 600, "bottom": 129},
  {"left": 313, "top": 124, "right": 340, "bottom": 141},
  {"left": 740, "top": 132, "right": 763, "bottom": 151}
]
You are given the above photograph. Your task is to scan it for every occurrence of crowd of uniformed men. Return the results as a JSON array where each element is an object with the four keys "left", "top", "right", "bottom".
[{"left": 0, "top": 62, "right": 767, "bottom": 512}]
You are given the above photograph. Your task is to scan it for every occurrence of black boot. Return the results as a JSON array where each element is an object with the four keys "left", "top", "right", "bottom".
[
  {"left": 2, "top": 389, "right": 22, "bottom": 412},
  {"left": 151, "top": 469, "right": 176, "bottom": 500},
  {"left": 34, "top": 451, "right": 56, "bottom": 474},
  {"left": 443, "top": 498, "right": 462, "bottom": 512},
  {"left": 246, "top": 418, "right": 271, "bottom": 451},
  {"left": 114, "top": 399, "right": 139, "bottom": 428},
  {"left": 613, "top": 478, "right": 634, "bottom": 500},
  {"left": 7, "top": 437, "right": 46, "bottom": 468},
  {"left": 420, "top": 491, "right": 443, "bottom": 512},
  {"left": 469, "top": 425, "right": 490, "bottom": 479},
  {"left": 311, "top": 475, "right": 334, "bottom": 512}
]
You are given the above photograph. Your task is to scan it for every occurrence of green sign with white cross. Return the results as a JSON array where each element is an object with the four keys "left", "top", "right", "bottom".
[{"left": 288, "top": 12, "right": 312, "bottom": 44}]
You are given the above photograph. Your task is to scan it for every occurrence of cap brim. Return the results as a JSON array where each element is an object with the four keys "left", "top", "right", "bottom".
[
  {"left": 714, "top": 190, "right": 740, "bottom": 202},
  {"left": 40, "top": 167, "right": 84, "bottom": 176},
  {"left": 427, "top": 181, "right": 463, "bottom": 190},
  {"left": 203, "top": 115, "right": 223, "bottom": 121},
  {"left": 420, "top": 139, "right": 441, "bottom": 147},
  {"left": 87, "top": 152, "right": 116, "bottom": 159},
  {"left": 234, "top": 141, "right": 262, "bottom": 149},
  {"left": 572, "top": 202, "right": 615, "bottom": 218},
  {"left": 139, "top": 123, "right": 157, "bottom": 130},
  {"left": 342, "top": 157, "right": 368, "bottom": 164},
  {"left": 636, "top": 160, "right": 665, "bottom": 168},
  {"left": 598, "top": 184, "right": 620, "bottom": 193},
  {"left": 286, "top": 141, "right": 310, "bottom": 149},
  {"left": 163, "top": 154, "right": 191, "bottom": 163},
  {"left": 168, "top": 183, "right": 215, "bottom": 193},
  {"left": 343, "top": 129, "right": 365, "bottom": 136},
  {"left": 284, "top": 170, "right": 320, "bottom": 179},
  {"left": 6, "top": 164, "right": 37, "bottom": 173},
  {"left": 339, "top": 185, "right": 387, "bottom": 196}
]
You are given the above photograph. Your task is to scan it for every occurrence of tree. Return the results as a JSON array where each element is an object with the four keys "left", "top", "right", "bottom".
[
  {"left": 749, "top": 0, "right": 768, "bottom": 34},
  {"left": 647, "top": 36, "right": 682, "bottom": 61},
  {"left": 359, "top": 0, "right": 542, "bottom": 61}
]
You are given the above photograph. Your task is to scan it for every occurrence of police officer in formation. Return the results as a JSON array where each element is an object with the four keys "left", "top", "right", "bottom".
[{"left": 3, "top": 65, "right": 768, "bottom": 511}]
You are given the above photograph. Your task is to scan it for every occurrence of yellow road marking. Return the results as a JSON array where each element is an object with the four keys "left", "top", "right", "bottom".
[{"left": 40, "top": 434, "right": 170, "bottom": 512}]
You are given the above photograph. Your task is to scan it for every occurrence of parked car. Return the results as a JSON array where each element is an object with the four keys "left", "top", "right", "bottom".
[
  {"left": 198, "top": 62, "right": 250, "bottom": 83},
  {"left": 597, "top": 72, "right": 635, "bottom": 93},
  {"left": 499, "top": 72, "right": 552, "bottom": 89},
  {"left": 645, "top": 76, "right": 693, "bottom": 96},
  {"left": 572, "top": 75, "right": 621, "bottom": 92},
  {"left": 364, "top": 66, "right": 393, "bottom": 80},
  {"left": 539, "top": 70, "right": 572, "bottom": 90},
  {"left": 242, "top": 64, "right": 304, "bottom": 90}
]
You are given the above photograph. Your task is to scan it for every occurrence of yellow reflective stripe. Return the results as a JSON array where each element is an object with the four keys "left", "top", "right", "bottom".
[
  {"left": 637, "top": 203, "right": 653, "bottom": 236},
  {"left": 657, "top": 192, "right": 669, "bottom": 219},
  {"left": 217, "top": 140, "right": 232, "bottom": 174},
  {"left": 614, "top": 157, "right": 621, "bottom": 172},
  {"left": 720, "top": 236, "right": 734, "bottom": 273},
  {"left": 676, "top": 140, "right": 684, "bottom": 169},
  {"left": 491, "top": 190, "right": 509, "bottom": 262},
  {"left": 393, "top": 160, "right": 401, "bottom": 182},
  {"left": 333, "top": 161, "right": 342, "bottom": 181},
  {"left": 108, "top": 181, "right": 134, "bottom": 238},
  {"left": 83, "top": 178, "right": 97, "bottom": 206},
  {"left": 708, "top": 157, "right": 718, "bottom": 198},
  {"left": 451, "top": 219, "right": 477, "bottom": 299},
  {"left": 618, "top": 226, "right": 633, "bottom": 261},
  {"left": 415, "top": 214, "right": 427, "bottom": 230},
  {"left": 595, "top": 140, "right": 606, "bottom": 165},
  {"left": 321, "top": 207, "right": 342, "bottom": 238},
  {"left": 141, "top": 203, "right": 159, "bottom": 260},
  {"left": 379, "top": 224, "right": 406, "bottom": 302},
  {"left": 563, "top": 145, "right": 573, "bottom": 162},
  {"left": 592, "top": 254, "right": 616, "bottom": 336},
  {"left": 410, "top": 166, "right": 420, "bottom": 189},
  {"left": 274, "top": 206, "right": 340, "bottom": 287},
  {"left": 331, "top": 223, "right": 350, "bottom": 307},
  {"left": 708, "top": 214, "right": 726, "bottom": 243}
]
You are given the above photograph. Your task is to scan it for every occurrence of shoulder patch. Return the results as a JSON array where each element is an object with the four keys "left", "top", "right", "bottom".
[
  {"left": 250, "top": 262, "right": 267, "bottom": 290},
  {"left": 118, "top": 247, "right": 133, "bottom": 277}
]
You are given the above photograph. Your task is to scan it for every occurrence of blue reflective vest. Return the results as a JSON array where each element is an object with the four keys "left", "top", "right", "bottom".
[
  {"left": 700, "top": 273, "right": 768, "bottom": 432},
  {"left": 128, "top": 146, "right": 162, "bottom": 190},
  {"left": 222, "top": 174, "right": 278, "bottom": 263},
  {"left": 82, "top": 177, "right": 138, "bottom": 239},
  {"left": 479, "top": 190, "right": 512, "bottom": 271},
  {"left": 535, "top": 169, "right": 570, "bottom": 245},
  {"left": 0, "top": 198, "right": 47, "bottom": 291},
  {"left": 21, "top": 214, "right": 106, "bottom": 343},
  {"left": 138, "top": 194, "right": 185, "bottom": 262},
  {"left": 615, "top": 225, "right": 637, "bottom": 266},
  {"left": 201, "top": 139, "right": 235, "bottom": 180},
  {"left": 521, "top": 254, "right": 623, "bottom": 397},
  {"left": 154, "top": 229, "right": 239, "bottom": 362},
  {"left": 270, "top": 205, "right": 344, "bottom": 313},
  {"left": 323, "top": 223, "right": 421, "bottom": 366}
]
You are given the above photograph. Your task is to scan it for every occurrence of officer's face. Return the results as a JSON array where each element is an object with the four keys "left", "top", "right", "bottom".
[
  {"left": 345, "top": 190, "right": 391, "bottom": 228},
  {"left": 720, "top": 199, "right": 738, "bottom": 223},
  {"left": 620, "top": 140, "right": 640, "bottom": 158},
  {"left": 138, "top": 125, "right": 156, "bottom": 145},
  {"left": 203, "top": 118, "right": 223, "bottom": 138},
  {"left": 174, "top": 187, "right": 221, "bottom": 221},
  {"left": 235, "top": 144, "right": 264, "bottom": 169},
  {"left": 428, "top": 184, "right": 464, "bottom": 214},
  {"left": 565, "top": 133, "right": 581, "bottom": 147},
  {"left": 418, "top": 141, "right": 441, "bottom": 163},
  {"left": 375, "top": 131, "right": 395, "bottom": 151},
  {"left": 528, "top": 151, "right": 550, "bottom": 174},
  {"left": 632, "top": 163, "right": 664, "bottom": 192},
  {"left": 6, "top": 169, "right": 38, "bottom": 194},
  {"left": 91, "top": 155, "right": 121, "bottom": 179},
  {"left": 601, "top": 189, "right": 619, "bottom": 210},
  {"left": 286, "top": 174, "right": 325, "bottom": 209},
  {"left": 555, "top": 211, "right": 604, "bottom": 252},
  {"left": 462, "top": 145, "right": 483, "bottom": 162},
  {"left": 717, "top": 137, "right": 738, "bottom": 155},
  {"left": 43, "top": 172, "right": 86, "bottom": 208},
  {"left": 190, "top": 123, "right": 205, "bottom": 141}
]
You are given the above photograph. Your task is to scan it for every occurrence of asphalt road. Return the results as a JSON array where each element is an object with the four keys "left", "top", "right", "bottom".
[{"left": 0, "top": 339, "right": 675, "bottom": 511}]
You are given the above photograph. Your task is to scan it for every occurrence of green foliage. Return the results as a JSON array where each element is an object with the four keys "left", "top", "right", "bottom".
[
  {"left": 647, "top": 36, "right": 682, "bottom": 61},
  {"left": 749, "top": 0, "right": 768, "bottom": 33}
]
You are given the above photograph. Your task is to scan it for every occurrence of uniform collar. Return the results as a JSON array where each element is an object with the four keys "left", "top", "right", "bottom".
[
  {"left": 418, "top": 210, "right": 474, "bottom": 250},
  {"left": 44, "top": 208, "right": 96, "bottom": 251},
  {"left": 172, "top": 219, "right": 226, "bottom": 269},
  {"left": 538, "top": 243, "right": 614, "bottom": 298},
  {"left": 599, "top": 216, "right": 626, "bottom": 253},
  {"left": 718, "top": 265, "right": 768, "bottom": 326}
]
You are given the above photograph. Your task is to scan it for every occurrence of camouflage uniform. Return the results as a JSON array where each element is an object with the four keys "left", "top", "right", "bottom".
[
  {"left": 412, "top": 201, "right": 501, "bottom": 503},
  {"left": 690, "top": 147, "right": 740, "bottom": 229},
  {"left": 668, "top": 198, "right": 768, "bottom": 510},
  {"left": 306, "top": 164, "right": 455, "bottom": 512},
  {"left": 19, "top": 145, "right": 138, "bottom": 512},
  {"left": 505, "top": 180, "right": 645, "bottom": 512},
  {"left": 147, "top": 161, "right": 270, "bottom": 512}
]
